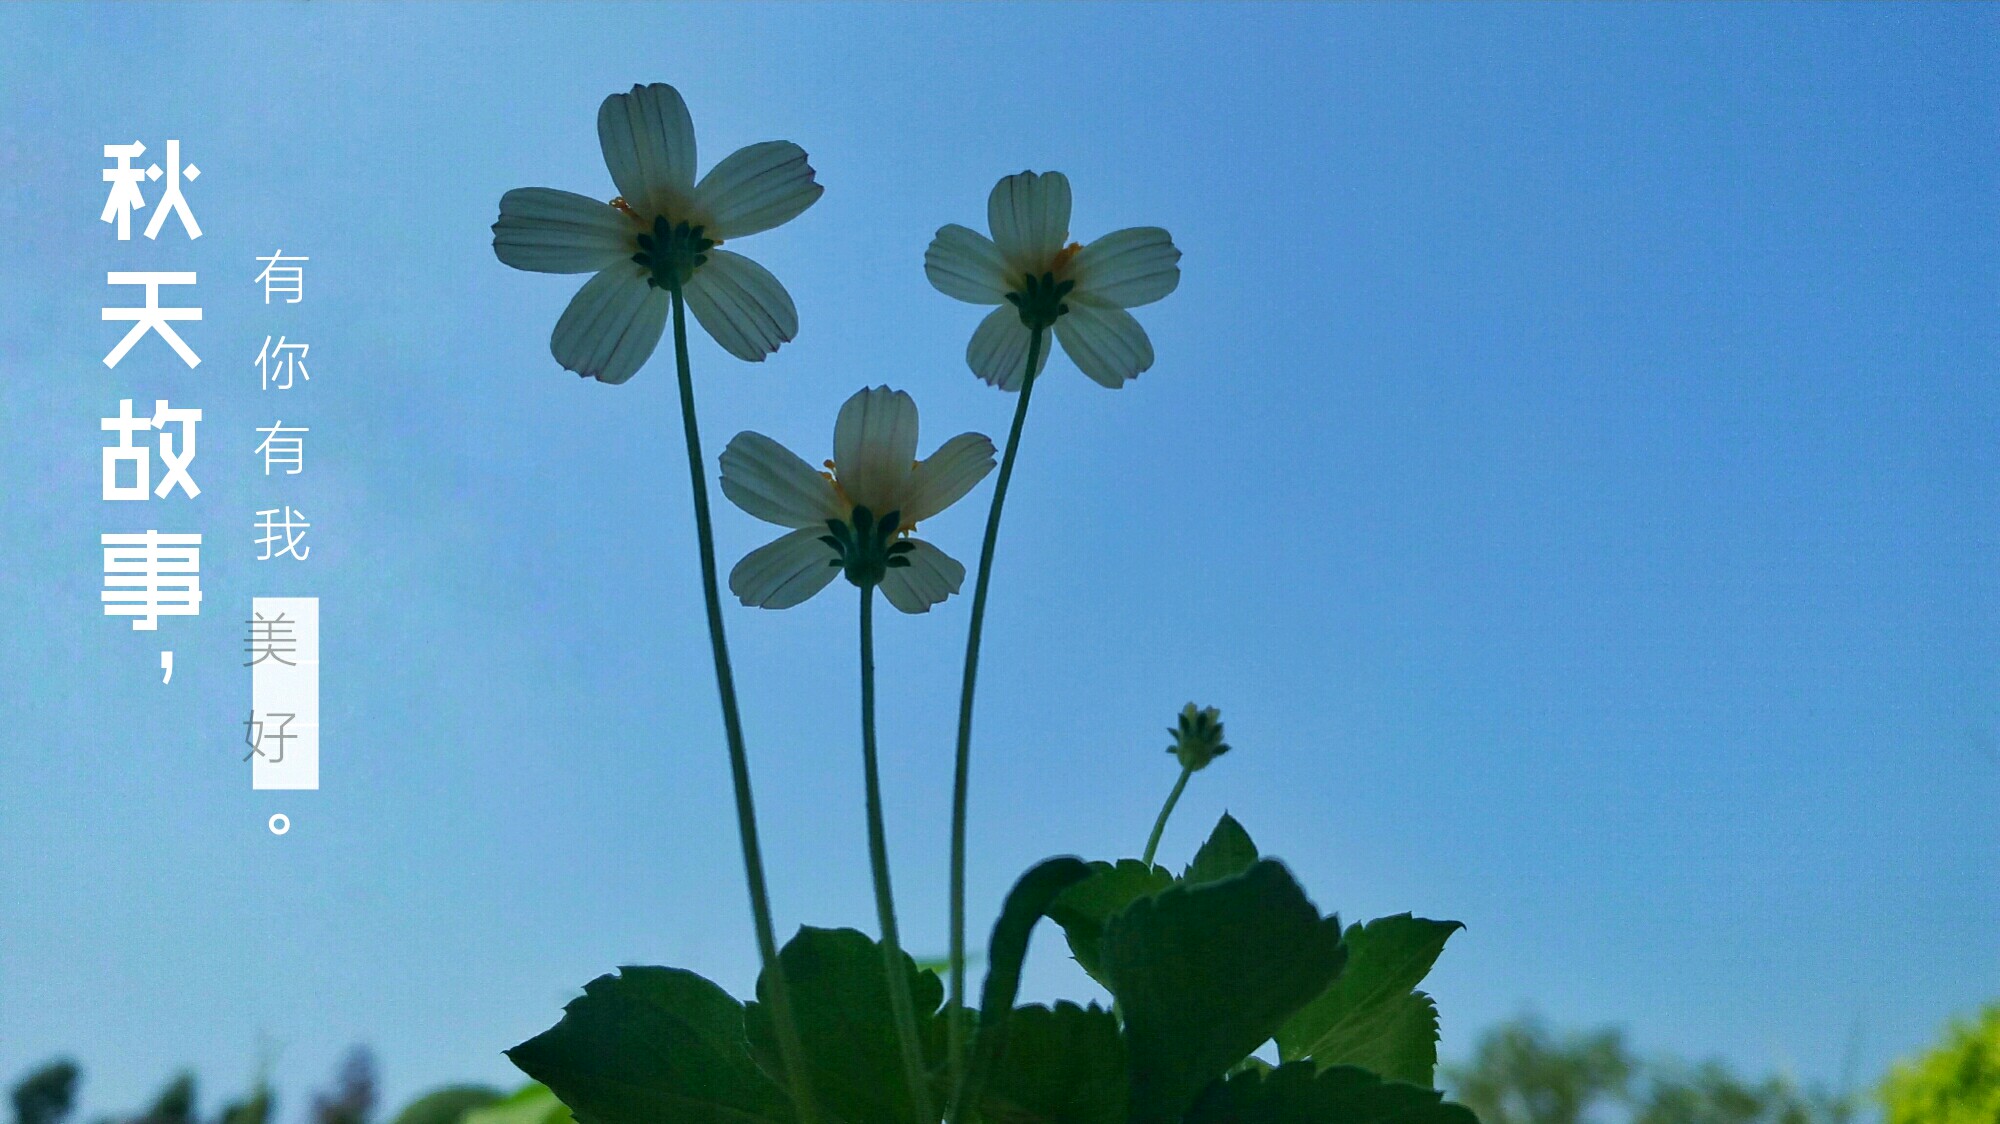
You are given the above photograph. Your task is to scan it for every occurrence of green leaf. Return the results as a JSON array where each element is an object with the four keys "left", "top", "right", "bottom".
[
  {"left": 745, "top": 926, "right": 945, "bottom": 1124},
  {"left": 460, "top": 1086, "right": 570, "bottom": 1124},
  {"left": 956, "top": 858, "right": 1095, "bottom": 1122},
  {"left": 1276, "top": 914, "right": 1463, "bottom": 1087},
  {"left": 1319, "top": 990, "right": 1441, "bottom": 1088},
  {"left": 1184, "top": 1062, "right": 1479, "bottom": 1124},
  {"left": 978, "top": 1003, "right": 1127, "bottom": 1124},
  {"left": 390, "top": 1088, "right": 504, "bottom": 1124},
  {"left": 1046, "top": 859, "right": 1175, "bottom": 985},
  {"left": 912, "top": 951, "right": 984, "bottom": 976},
  {"left": 1182, "top": 813, "right": 1259, "bottom": 886},
  {"left": 507, "top": 967, "right": 791, "bottom": 1124},
  {"left": 1227, "top": 1057, "right": 1275, "bottom": 1079},
  {"left": 1097, "top": 859, "right": 1349, "bottom": 1124}
]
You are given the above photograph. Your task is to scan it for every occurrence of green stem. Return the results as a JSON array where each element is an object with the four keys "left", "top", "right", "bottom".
[
  {"left": 946, "top": 325, "right": 1046, "bottom": 1108},
  {"left": 1141, "top": 766, "right": 1194, "bottom": 867},
  {"left": 860, "top": 585, "right": 937, "bottom": 1124},
  {"left": 666, "top": 283, "right": 818, "bottom": 1124}
]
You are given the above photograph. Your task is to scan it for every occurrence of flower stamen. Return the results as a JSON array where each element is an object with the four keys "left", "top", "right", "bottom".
[{"left": 820, "top": 459, "right": 855, "bottom": 507}]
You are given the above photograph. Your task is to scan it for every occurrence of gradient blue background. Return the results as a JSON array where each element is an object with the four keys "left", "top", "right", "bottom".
[{"left": 2, "top": 2, "right": 1993, "bottom": 1117}]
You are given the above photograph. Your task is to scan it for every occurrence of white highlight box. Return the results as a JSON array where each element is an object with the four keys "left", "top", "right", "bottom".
[{"left": 250, "top": 596, "right": 318, "bottom": 790}]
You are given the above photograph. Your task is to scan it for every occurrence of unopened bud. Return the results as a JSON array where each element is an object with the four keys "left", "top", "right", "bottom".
[{"left": 1168, "top": 703, "right": 1230, "bottom": 771}]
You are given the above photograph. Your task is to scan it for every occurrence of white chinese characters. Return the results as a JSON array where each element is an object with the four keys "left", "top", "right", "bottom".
[
  {"left": 103, "top": 272, "right": 202, "bottom": 368},
  {"left": 96, "top": 141, "right": 207, "bottom": 650},
  {"left": 254, "top": 250, "right": 309, "bottom": 304},
  {"left": 101, "top": 530, "right": 203, "bottom": 631},
  {"left": 254, "top": 336, "right": 311, "bottom": 389},
  {"left": 101, "top": 399, "right": 202, "bottom": 500},
  {"left": 254, "top": 506, "right": 311, "bottom": 561},
  {"left": 255, "top": 421, "right": 309, "bottom": 476},
  {"left": 100, "top": 139, "right": 202, "bottom": 241}
]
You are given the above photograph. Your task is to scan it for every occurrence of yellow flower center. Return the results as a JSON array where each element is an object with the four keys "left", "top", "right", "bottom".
[{"left": 1049, "top": 241, "right": 1083, "bottom": 275}]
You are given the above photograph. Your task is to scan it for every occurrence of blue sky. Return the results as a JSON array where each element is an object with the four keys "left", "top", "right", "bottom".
[{"left": 1, "top": 1, "right": 1994, "bottom": 1116}]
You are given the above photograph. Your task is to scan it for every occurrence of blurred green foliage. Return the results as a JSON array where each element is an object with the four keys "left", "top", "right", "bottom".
[
  {"left": 458, "top": 1084, "right": 569, "bottom": 1124},
  {"left": 1878, "top": 1003, "right": 2000, "bottom": 1124},
  {"left": 6, "top": 1059, "right": 533, "bottom": 1124},
  {"left": 383, "top": 1088, "right": 498, "bottom": 1124},
  {"left": 1443, "top": 1016, "right": 1855, "bottom": 1124},
  {"left": 14, "top": 1004, "right": 1998, "bottom": 1124},
  {"left": 10, "top": 1061, "right": 79, "bottom": 1124}
]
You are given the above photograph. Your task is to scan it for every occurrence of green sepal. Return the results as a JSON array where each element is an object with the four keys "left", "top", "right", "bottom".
[
  {"left": 1097, "top": 860, "right": 1348, "bottom": 1124},
  {"left": 506, "top": 967, "right": 792, "bottom": 1124},
  {"left": 1167, "top": 705, "right": 1230, "bottom": 772},
  {"left": 1006, "top": 270, "right": 1078, "bottom": 329},
  {"left": 1183, "top": 1062, "right": 1479, "bottom": 1124},
  {"left": 744, "top": 926, "right": 947, "bottom": 1124},
  {"left": 1275, "top": 914, "right": 1463, "bottom": 1087},
  {"left": 630, "top": 217, "right": 716, "bottom": 290}
]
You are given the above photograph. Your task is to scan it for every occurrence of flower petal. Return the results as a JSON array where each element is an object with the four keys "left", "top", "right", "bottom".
[
  {"left": 987, "top": 170, "right": 1072, "bottom": 273},
  {"left": 693, "top": 141, "right": 824, "bottom": 240},
  {"left": 730, "top": 528, "right": 841, "bottom": 609},
  {"left": 967, "top": 306, "right": 1050, "bottom": 391},
  {"left": 832, "top": 387, "right": 919, "bottom": 515},
  {"left": 493, "top": 188, "right": 636, "bottom": 274},
  {"left": 550, "top": 267, "right": 670, "bottom": 385},
  {"left": 598, "top": 83, "right": 697, "bottom": 214},
  {"left": 878, "top": 538, "right": 965, "bottom": 614},
  {"left": 924, "top": 224, "right": 1009, "bottom": 304},
  {"left": 903, "top": 433, "right": 996, "bottom": 524},
  {"left": 720, "top": 431, "right": 844, "bottom": 529},
  {"left": 1070, "top": 226, "right": 1181, "bottom": 308},
  {"left": 682, "top": 250, "right": 799, "bottom": 361},
  {"left": 1054, "top": 302, "right": 1155, "bottom": 388}
]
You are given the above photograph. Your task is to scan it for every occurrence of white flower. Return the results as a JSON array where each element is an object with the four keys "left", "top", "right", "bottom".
[
  {"left": 720, "top": 388, "right": 995, "bottom": 613},
  {"left": 924, "top": 170, "right": 1180, "bottom": 390},
  {"left": 492, "top": 82, "right": 824, "bottom": 383}
]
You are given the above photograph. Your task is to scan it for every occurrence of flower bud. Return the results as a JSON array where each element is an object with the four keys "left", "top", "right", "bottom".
[{"left": 1168, "top": 703, "right": 1230, "bottom": 771}]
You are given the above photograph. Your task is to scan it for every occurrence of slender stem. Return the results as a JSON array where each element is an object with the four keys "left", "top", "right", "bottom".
[
  {"left": 1141, "top": 766, "right": 1194, "bottom": 867},
  {"left": 665, "top": 283, "right": 818, "bottom": 1124},
  {"left": 860, "top": 585, "right": 937, "bottom": 1124},
  {"left": 946, "top": 325, "right": 1046, "bottom": 1108}
]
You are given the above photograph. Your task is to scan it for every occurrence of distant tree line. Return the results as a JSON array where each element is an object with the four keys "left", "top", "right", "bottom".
[
  {"left": 6, "top": 1048, "right": 376, "bottom": 1124},
  {"left": 1442, "top": 1017, "right": 1854, "bottom": 1124}
]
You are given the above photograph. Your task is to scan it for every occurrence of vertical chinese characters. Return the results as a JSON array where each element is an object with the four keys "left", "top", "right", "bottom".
[
  {"left": 246, "top": 245, "right": 320, "bottom": 796},
  {"left": 252, "top": 250, "right": 312, "bottom": 560},
  {"left": 98, "top": 140, "right": 204, "bottom": 639}
]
